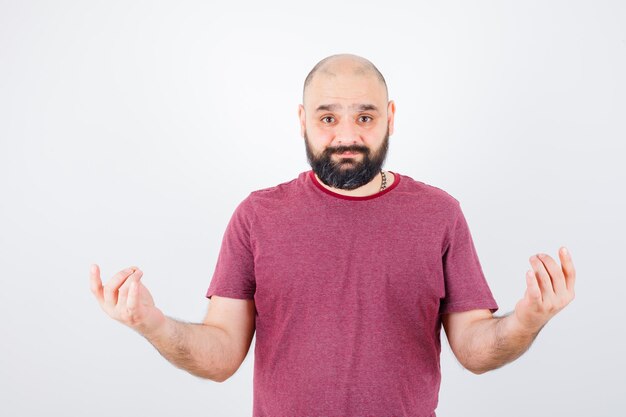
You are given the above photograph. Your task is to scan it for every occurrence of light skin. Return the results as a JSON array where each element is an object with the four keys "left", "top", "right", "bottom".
[
  {"left": 298, "top": 56, "right": 396, "bottom": 197},
  {"left": 90, "top": 54, "right": 577, "bottom": 382},
  {"left": 442, "top": 247, "right": 576, "bottom": 374},
  {"left": 90, "top": 263, "right": 255, "bottom": 382}
]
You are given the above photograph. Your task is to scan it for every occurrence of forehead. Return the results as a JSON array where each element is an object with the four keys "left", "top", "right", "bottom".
[{"left": 304, "top": 72, "right": 387, "bottom": 110}]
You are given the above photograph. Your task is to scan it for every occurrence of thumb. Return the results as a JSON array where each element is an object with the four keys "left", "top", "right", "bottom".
[
  {"left": 526, "top": 269, "right": 542, "bottom": 303},
  {"left": 127, "top": 281, "right": 141, "bottom": 313},
  {"left": 126, "top": 280, "right": 165, "bottom": 336},
  {"left": 125, "top": 281, "right": 149, "bottom": 331}
]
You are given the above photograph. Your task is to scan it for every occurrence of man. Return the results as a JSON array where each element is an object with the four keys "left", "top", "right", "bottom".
[{"left": 90, "top": 53, "right": 576, "bottom": 417}]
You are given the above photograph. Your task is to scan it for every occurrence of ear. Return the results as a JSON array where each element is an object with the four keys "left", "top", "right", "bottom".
[
  {"left": 387, "top": 100, "right": 396, "bottom": 136},
  {"left": 298, "top": 104, "right": 306, "bottom": 138}
]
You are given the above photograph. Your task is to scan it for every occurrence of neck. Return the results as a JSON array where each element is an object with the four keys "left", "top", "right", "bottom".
[{"left": 314, "top": 170, "right": 390, "bottom": 197}]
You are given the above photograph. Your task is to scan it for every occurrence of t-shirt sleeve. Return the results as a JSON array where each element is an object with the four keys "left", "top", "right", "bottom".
[
  {"left": 205, "top": 195, "right": 256, "bottom": 300},
  {"left": 439, "top": 202, "right": 499, "bottom": 315}
]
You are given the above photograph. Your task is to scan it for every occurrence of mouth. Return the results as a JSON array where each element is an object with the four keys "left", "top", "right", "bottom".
[{"left": 336, "top": 151, "right": 360, "bottom": 157}]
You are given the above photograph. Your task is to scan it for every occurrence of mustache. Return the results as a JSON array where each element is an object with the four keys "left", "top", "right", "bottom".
[{"left": 325, "top": 145, "right": 370, "bottom": 155}]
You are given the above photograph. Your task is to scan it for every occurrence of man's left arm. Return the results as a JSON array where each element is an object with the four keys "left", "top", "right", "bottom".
[{"left": 442, "top": 246, "right": 576, "bottom": 375}]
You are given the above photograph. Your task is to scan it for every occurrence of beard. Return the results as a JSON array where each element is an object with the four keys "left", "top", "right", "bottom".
[{"left": 304, "top": 126, "right": 390, "bottom": 190}]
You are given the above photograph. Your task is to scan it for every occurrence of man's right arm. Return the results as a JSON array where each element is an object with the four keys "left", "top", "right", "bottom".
[
  {"left": 89, "top": 264, "right": 255, "bottom": 383},
  {"left": 143, "top": 317, "right": 234, "bottom": 382}
]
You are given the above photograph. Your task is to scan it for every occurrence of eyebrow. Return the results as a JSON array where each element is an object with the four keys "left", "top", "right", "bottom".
[{"left": 315, "top": 103, "right": 380, "bottom": 113}]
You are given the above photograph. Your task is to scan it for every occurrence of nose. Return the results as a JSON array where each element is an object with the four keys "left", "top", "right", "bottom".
[{"left": 332, "top": 117, "right": 361, "bottom": 146}]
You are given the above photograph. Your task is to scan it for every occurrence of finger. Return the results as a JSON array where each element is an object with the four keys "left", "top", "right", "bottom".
[
  {"left": 90, "top": 264, "right": 104, "bottom": 305},
  {"left": 103, "top": 266, "right": 138, "bottom": 307},
  {"left": 529, "top": 255, "right": 555, "bottom": 299},
  {"left": 536, "top": 252, "right": 567, "bottom": 295},
  {"left": 526, "top": 269, "right": 542, "bottom": 303},
  {"left": 559, "top": 246, "right": 576, "bottom": 293},
  {"left": 127, "top": 280, "right": 141, "bottom": 315},
  {"left": 118, "top": 269, "right": 143, "bottom": 307}
]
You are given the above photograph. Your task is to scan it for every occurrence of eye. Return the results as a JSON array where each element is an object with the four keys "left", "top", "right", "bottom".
[
  {"left": 359, "top": 115, "right": 373, "bottom": 123},
  {"left": 321, "top": 116, "right": 335, "bottom": 124}
]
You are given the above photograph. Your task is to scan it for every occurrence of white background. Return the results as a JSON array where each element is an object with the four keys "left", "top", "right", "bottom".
[{"left": 1, "top": 0, "right": 625, "bottom": 416}]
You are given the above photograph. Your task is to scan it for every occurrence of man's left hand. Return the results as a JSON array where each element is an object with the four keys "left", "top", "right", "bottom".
[{"left": 514, "top": 247, "right": 576, "bottom": 333}]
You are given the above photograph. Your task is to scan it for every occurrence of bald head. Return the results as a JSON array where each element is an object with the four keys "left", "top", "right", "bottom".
[{"left": 302, "top": 54, "right": 388, "bottom": 105}]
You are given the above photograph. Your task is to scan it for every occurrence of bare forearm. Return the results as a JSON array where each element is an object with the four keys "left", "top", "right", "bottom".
[
  {"left": 460, "top": 248, "right": 577, "bottom": 374},
  {"left": 141, "top": 316, "right": 233, "bottom": 382},
  {"left": 462, "top": 312, "right": 544, "bottom": 374}
]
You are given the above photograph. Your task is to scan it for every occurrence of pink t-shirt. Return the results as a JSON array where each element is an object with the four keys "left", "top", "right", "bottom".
[{"left": 206, "top": 170, "right": 499, "bottom": 417}]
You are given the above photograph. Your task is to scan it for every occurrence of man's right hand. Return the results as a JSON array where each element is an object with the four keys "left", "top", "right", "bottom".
[{"left": 90, "top": 264, "right": 166, "bottom": 337}]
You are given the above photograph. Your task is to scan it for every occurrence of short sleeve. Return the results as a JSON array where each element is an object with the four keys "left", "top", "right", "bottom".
[
  {"left": 439, "top": 202, "right": 499, "bottom": 315},
  {"left": 206, "top": 195, "right": 256, "bottom": 300}
]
